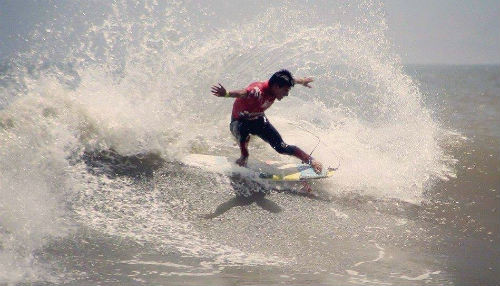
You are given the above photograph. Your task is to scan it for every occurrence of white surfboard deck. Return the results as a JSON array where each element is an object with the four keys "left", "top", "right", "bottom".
[{"left": 182, "top": 154, "right": 336, "bottom": 181}]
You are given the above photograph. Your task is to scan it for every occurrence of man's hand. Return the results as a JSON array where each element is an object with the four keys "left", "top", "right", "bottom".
[
  {"left": 295, "top": 77, "right": 314, "bottom": 88},
  {"left": 211, "top": 83, "right": 227, "bottom": 97}
]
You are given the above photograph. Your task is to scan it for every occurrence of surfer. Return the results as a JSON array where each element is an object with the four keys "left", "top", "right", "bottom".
[{"left": 211, "top": 69, "right": 323, "bottom": 173}]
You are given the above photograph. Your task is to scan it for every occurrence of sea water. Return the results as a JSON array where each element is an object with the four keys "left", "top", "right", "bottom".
[{"left": 0, "top": 1, "right": 498, "bottom": 285}]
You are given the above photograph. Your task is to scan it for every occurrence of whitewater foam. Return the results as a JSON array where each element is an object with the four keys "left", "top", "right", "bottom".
[{"left": 0, "top": 0, "right": 459, "bottom": 283}]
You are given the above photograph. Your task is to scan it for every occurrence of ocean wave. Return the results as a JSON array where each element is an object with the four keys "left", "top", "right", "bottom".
[{"left": 0, "top": 0, "right": 459, "bottom": 283}]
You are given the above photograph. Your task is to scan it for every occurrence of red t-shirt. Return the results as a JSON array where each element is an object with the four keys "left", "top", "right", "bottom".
[{"left": 231, "top": 81, "right": 275, "bottom": 119}]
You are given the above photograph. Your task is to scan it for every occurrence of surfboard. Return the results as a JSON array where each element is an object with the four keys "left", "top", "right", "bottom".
[
  {"left": 182, "top": 154, "right": 336, "bottom": 181},
  {"left": 258, "top": 163, "right": 336, "bottom": 181}
]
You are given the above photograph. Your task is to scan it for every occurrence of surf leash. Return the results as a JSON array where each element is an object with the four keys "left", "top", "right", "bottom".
[{"left": 288, "top": 121, "right": 341, "bottom": 170}]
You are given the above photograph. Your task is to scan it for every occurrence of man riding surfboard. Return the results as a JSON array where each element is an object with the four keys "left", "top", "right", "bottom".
[{"left": 211, "top": 69, "right": 323, "bottom": 174}]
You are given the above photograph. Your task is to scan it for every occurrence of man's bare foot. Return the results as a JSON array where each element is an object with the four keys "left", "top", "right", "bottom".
[
  {"left": 310, "top": 159, "right": 323, "bottom": 174},
  {"left": 236, "top": 156, "right": 248, "bottom": 167}
]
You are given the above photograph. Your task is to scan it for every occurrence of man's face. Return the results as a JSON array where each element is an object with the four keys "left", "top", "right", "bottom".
[{"left": 272, "top": 85, "right": 291, "bottom": 101}]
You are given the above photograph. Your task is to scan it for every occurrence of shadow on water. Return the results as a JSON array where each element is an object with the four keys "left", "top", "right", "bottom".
[
  {"left": 203, "top": 176, "right": 334, "bottom": 219},
  {"left": 203, "top": 192, "right": 283, "bottom": 219},
  {"left": 81, "top": 148, "right": 165, "bottom": 178}
]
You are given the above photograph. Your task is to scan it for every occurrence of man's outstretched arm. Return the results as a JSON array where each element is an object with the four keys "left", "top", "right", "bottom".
[
  {"left": 294, "top": 77, "right": 314, "bottom": 88},
  {"left": 211, "top": 83, "right": 247, "bottom": 98}
]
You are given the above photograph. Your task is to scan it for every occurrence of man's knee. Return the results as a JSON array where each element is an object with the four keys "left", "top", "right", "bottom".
[
  {"left": 230, "top": 121, "right": 239, "bottom": 138},
  {"left": 273, "top": 142, "right": 296, "bottom": 155},
  {"left": 230, "top": 120, "right": 249, "bottom": 143}
]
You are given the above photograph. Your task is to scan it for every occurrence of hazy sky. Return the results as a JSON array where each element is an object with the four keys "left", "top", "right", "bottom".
[
  {"left": 1, "top": 0, "right": 499, "bottom": 64},
  {"left": 384, "top": 0, "right": 500, "bottom": 64}
]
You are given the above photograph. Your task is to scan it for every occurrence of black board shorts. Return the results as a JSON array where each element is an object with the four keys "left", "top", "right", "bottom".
[{"left": 230, "top": 116, "right": 296, "bottom": 155}]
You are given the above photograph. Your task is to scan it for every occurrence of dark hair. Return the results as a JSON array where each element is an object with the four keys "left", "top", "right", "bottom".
[{"left": 269, "top": 69, "right": 295, "bottom": 88}]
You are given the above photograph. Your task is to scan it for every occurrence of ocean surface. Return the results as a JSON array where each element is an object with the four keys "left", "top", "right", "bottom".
[{"left": 0, "top": 1, "right": 498, "bottom": 285}]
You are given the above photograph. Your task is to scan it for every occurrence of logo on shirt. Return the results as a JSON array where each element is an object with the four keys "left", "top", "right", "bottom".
[
  {"left": 249, "top": 87, "right": 261, "bottom": 98},
  {"left": 250, "top": 86, "right": 272, "bottom": 109}
]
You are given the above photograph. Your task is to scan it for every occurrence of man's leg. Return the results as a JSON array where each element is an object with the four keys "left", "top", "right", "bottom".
[
  {"left": 257, "top": 117, "right": 323, "bottom": 173},
  {"left": 230, "top": 120, "right": 250, "bottom": 166},
  {"left": 236, "top": 138, "right": 249, "bottom": 166}
]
